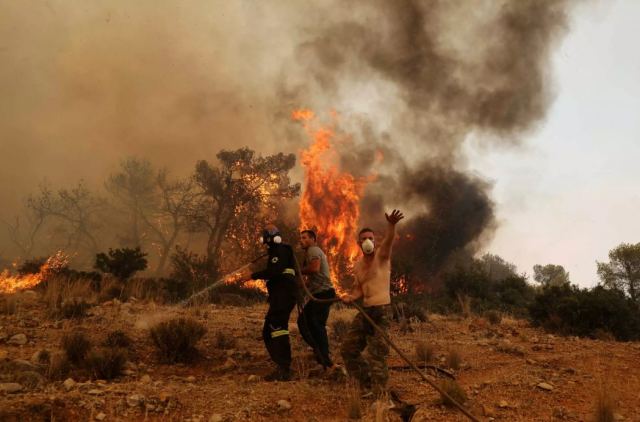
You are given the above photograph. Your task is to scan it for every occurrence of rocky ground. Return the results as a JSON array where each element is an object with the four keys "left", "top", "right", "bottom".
[{"left": 1, "top": 290, "right": 640, "bottom": 421}]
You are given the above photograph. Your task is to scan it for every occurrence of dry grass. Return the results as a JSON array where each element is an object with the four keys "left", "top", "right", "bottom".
[
  {"left": 61, "top": 330, "right": 92, "bottom": 365},
  {"left": 345, "top": 379, "right": 362, "bottom": 420},
  {"left": 98, "top": 279, "right": 124, "bottom": 302},
  {"left": 0, "top": 293, "right": 19, "bottom": 315},
  {"left": 593, "top": 329, "right": 616, "bottom": 342},
  {"left": 213, "top": 330, "right": 238, "bottom": 350},
  {"left": 32, "top": 349, "right": 51, "bottom": 366},
  {"left": 438, "top": 379, "right": 468, "bottom": 408},
  {"left": 331, "top": 318, "right": 351, "bottom": 342},
  {"left": 593, "top": 387, "right": 617, "bottom": 422},
  {"left": 46, "top": 352, "right": 71, "bottom": 380},
  {"left": 446, "top": 348, "right": 462, "bottom": 370},
  {"left": 496, "top": 341, "right": 526, "bottom": 357},
  {"left": 104, "top": 330, "right": 133, "bottom": 349},
  {"left": 85, "top": 348, "right": 127, "bottom": 380},
  {"left": 372, "top": 393, "right": 389, "bottom": 421},
  {"left": 42, "top": 276, "right": 96, "bottom": 316},
  {"left": 484, "top": 310, "right": 502, "bottom": 325},
  {"left": 456, "top": 293, "right": 472, "bottom": 318},
  {"left": 59, "top": 299, "right": 91, "bottom": 319},
  {"left": 415, "top": 340, "right": 435, "bottom": 364},
  {"left": 329, "top": 305, "right": 358, "bottom": 323},
  {"left": 16, "top": 371, "right": 44, "bottom": 389},
  {"left": 150, "top": 317, "right": 206, "bottom": 363}
]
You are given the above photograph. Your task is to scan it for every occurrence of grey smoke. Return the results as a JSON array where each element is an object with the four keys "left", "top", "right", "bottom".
[{"left": 0, "top": 0, "right": 576, "bottom": 273}]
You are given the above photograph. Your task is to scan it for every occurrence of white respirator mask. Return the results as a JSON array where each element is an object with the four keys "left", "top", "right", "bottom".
[{"left": 361, "top": 239, "right": 375, "bottom": 255}]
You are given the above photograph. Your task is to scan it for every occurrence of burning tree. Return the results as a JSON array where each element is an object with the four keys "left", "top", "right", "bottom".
[{"left": 187, "top": 148, "right": 300, "bottom": 275}]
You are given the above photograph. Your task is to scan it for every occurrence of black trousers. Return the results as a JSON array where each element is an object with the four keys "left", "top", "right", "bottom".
[
  {"left": 263, "top": 278, "right": 297, "bottom": 369},
  {"left": 297, "top": 288, "right": 336, "bottom": 368}
]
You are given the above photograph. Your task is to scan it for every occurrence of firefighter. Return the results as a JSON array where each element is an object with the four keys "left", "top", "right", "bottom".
[{"left": 240, "top": 224, "right": 298, "bottom": 381}]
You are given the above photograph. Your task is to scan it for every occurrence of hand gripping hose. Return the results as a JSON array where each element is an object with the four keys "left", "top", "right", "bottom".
[{"left": 179, "top": 253, "right": 268, "bottom": 307}]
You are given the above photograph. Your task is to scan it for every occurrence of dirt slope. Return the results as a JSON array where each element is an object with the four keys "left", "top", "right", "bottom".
[{"left": 1, "top": 293, "right": 639, "bottom": 421}]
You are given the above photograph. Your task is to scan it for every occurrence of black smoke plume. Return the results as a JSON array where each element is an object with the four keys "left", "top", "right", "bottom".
[{"left": 287, "top": 0, "right": 575, "bottom": 280}]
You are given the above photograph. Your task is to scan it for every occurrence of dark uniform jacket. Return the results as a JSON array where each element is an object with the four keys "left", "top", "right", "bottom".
[{"left": 251, "top": 243, "right": 296, "bottom": 286}]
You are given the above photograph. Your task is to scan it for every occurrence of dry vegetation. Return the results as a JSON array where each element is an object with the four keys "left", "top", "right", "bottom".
[{"left": 0, "top": 284, "right": 639, "bottom": 421}]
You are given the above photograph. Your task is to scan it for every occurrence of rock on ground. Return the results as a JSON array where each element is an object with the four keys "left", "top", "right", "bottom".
[
  {"left": 0, "top": 383, "right": 24, "bottom": 393},
  {"left": 7, "top": 334, "right": 27, "bottom": 346}
]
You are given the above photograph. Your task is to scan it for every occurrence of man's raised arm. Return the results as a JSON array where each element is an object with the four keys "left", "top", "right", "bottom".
[{"left": 378, "top": 209, "right": 404, "bottom": 261}]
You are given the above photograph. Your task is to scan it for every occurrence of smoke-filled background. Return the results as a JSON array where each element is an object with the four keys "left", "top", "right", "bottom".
[{"left": 5, "top": 0, "right": 638, "bottom": 285}]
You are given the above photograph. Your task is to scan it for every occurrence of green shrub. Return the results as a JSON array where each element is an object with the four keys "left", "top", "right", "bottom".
[
  {"left": 150, "top": 318, "right": 206, "bottom": 363},
  {"left": 529, "top": 285, "right": 640, "bottom": 341},
  {"left": 95, "top": 247, "right": 148, "bottom": 281},
  {"left": 170, "top": 246, "right": 211, "bottom": 291},
  {"left": 442, "top": 264, "right": 534, "bottom": 317},
  {"left": 85, "top": 348, "right": 126, "bottom": 380},
  {"left": 104, "top": 330, "right": 133, "bottom": 348},
  {"left": 59, "top": 299, "right": 91, "bottom": 319}
]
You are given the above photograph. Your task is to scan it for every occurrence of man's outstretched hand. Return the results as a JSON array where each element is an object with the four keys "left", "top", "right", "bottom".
[{"left": 385, "top": 209, "right": 404, "bottom": 225}]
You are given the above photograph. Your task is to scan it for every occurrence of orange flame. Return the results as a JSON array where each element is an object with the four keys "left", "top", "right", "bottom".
[
  {"left": 0, "top": 271, "right": 42, "bottom": 294},
  {"left": 0, "top": 251, "right": 69, "bottom": 294},
  {"left": 221, "top": 267, "right": 267, "bottom": 294},
  {"left": 293, "top": 109, "right": 370, "bottom": 292},
  {"left": 242, "top": 279, "right": 267, "bottom": 293}
]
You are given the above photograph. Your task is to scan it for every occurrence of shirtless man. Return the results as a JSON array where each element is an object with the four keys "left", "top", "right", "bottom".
[{"left": 340, "top": 209, "right": 404, "bottom": 396}]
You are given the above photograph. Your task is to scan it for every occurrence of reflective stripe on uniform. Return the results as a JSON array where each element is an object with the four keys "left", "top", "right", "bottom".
[
  {"left": 282, "top": 268, "right": 295, "bottom": 276},
  {"left": 271, "top": 329, "right": 289, "bottom": 338}
]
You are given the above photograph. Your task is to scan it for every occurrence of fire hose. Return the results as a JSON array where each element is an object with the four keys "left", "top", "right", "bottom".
[
  {"left": 292, "top": 256, "right": 482, "bottom": 422},
  {"left": 179, "top": 253, "right": 268, "bottom": 307},
  {"left": 181, "top": 254, "right": 480, "bottom": 421}
]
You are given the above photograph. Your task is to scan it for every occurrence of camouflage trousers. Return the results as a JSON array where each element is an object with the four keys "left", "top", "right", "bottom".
[{"left": 340, "top": 305, "right": 390, "bottom": 395}]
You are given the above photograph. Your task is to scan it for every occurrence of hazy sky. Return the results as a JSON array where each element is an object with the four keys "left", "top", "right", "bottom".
[{"left": 467, "top": 0, "right": 640, "bottom": 286}]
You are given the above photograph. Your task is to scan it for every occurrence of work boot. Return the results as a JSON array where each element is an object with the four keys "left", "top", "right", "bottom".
[{"left": 264, "top": 366, "right": 292, "bottom": 382}]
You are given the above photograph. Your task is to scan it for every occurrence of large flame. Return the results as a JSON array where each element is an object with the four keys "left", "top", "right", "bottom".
[
  {"left": 0, "top": 271, "right": 42, "bottom": 294},
  {"left": 293, "top": 109, "right": 370, "bottom": 291},
  {"left": 0, "top": 251, "right": 69, "bottom": 294}
]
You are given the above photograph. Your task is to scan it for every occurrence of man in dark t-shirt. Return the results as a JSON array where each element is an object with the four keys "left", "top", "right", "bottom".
[{"left": 297, "top": 229, "right": 339, "bottom": 371}]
